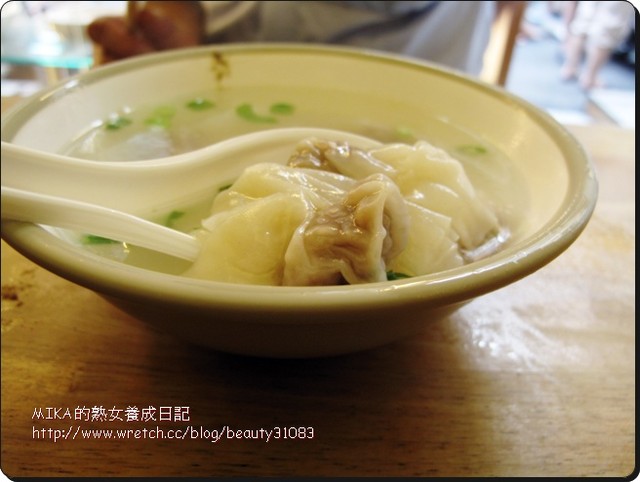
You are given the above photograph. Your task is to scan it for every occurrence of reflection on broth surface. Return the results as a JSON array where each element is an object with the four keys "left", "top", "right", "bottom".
[{"left": 63, "top": 87, "right": 530, "bottom": 284}]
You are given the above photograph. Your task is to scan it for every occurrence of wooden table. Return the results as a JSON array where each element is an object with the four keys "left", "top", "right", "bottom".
[{"left": 1, "top": 97, "right": 634, "bottom": 477}]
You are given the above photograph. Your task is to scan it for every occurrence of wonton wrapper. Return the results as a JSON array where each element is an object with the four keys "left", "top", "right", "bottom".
[
  {"left": 283, "top": 173, "right": 408, "bottom": 286},
  {"left": 366, "top": 141, "right": 499, "bottom": 249},
  {"left": 184, "top": 139, "right": 502, "bottom": 286},
  {"left": 185, "top": 192, "right": 308, "bottom": 285}
]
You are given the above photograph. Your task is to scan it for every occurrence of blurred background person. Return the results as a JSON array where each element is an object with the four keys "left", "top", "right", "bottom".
[
  {"left": 560, "top": 0, "right": 635, "bottom": 90},
  {"left": 87, "top": 1, "right": 499, "bottom": 76}
]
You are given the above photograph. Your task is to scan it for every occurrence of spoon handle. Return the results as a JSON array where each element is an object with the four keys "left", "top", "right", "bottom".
[{"left": 1, "top": 186, "right": 200, "bottom": 262}]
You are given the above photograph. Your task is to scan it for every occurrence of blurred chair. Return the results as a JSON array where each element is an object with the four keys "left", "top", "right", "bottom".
[{"left": 481, "top": 1, "right": 528, "bottom": 86}]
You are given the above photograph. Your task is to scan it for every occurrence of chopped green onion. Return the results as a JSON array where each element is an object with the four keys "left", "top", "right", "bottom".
[
  {"left": 395, "top": 125, "right": 414, "bottom": 139},
  {"left": 164, "top": 210, "right": 185, "bottom": 228},
  {"left": 105, "top": 116, "right": 132, "bottom": 130},
  {"left": 386, "top": 271, "right": 411, "bottom": 280},
  {"left": 269, "top": 102, "right": 295, "bottom": 115},
  {"left": 457, "top": 144, "right": 488, "bottom": 156},
  {"left": 145, "top": 105, "right": 176, "bottom": 128},
  {"left": 186, "top": 98, "right": 215, "bottom": 111},
  {"left": 236, "top": 103, "right": 277, "bottom": 123},
  {"left": 145, "top": 117, "right": 171, "bottom": 128},
  {"left": 82, "top": 234, "right": 118, "bottom": 245}
]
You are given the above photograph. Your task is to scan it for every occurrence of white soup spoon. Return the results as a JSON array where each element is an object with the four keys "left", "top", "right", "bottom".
[{"left": 1, "top": 128, "right": 381, "bottom": 261}]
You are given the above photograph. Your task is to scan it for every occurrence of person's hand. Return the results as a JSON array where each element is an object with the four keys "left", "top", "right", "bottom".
[{"left": 87, "top": 1, "right": 204, "bottom": 64}]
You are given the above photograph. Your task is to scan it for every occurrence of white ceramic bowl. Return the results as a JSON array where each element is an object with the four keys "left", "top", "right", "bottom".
[{"left": 0, "top": 44, "right": 597, "bottom": 358}]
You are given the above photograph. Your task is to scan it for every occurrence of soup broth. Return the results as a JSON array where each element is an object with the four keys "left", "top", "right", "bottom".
[{"left": 61, "top": 85, "right": 530, "bottom": 278}]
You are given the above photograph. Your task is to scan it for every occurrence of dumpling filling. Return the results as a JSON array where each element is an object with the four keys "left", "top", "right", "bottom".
[
  {"left": 283, "top": 173, "right": 408, "bottom": 286},
  {"left": 183, "top": 138, "right": 504, "bottom": 286}
]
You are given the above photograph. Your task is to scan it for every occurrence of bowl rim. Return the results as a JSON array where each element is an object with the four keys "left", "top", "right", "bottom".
[{"left": 0, "top": 43, "right": 599, "bottom": 321}]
